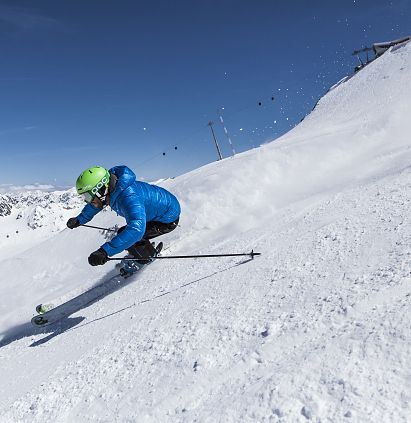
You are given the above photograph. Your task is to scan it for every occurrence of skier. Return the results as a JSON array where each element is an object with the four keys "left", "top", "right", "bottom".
[{"left": 66, "top": 165, "right": 181, "bottom": 269}]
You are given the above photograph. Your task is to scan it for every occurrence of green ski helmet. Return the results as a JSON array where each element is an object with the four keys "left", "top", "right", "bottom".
[{"left": 76, "top": 166, "right": 110, "bottom": 203}]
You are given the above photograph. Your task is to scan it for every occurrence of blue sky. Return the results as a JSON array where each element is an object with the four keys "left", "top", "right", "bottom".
[{"left": 0, "top": 0, "right": 410, "bottom": 187}]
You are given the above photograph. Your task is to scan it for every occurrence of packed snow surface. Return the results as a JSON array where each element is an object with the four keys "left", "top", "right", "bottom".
[{"left": 0, "top": 43, "right": 410, "bottom": 422}]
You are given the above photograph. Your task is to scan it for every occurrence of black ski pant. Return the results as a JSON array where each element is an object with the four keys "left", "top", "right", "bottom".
[{"left": 118, "top": 218, "right": 179, "bottom": 261}]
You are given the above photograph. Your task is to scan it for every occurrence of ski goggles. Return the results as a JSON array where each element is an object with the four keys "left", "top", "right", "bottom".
[
  {"left": 81, "top": 190, "right": 95, "bottom": 203},
  {"left": 81, "top": 185, "right": 108, "bottom": 204}
]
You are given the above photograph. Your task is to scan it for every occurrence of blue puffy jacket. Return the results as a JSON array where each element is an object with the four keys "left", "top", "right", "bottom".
[{"left": 76, "top": 166, "right": 181, "bottom": 256}]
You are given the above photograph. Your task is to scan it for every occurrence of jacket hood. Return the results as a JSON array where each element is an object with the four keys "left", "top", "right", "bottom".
[{"left": 108, "top": 165, "right": 137, "bottom": 205}]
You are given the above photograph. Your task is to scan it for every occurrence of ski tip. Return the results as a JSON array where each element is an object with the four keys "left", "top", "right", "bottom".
[
  {"left": 156, "top": 242, "right": 164, "bottom": 255},
  {"left": 31, "top": 315, "right": 49, "bottom": 326},
  {"left": 35, "top": 303, "right": 54, "bottom": 314}
]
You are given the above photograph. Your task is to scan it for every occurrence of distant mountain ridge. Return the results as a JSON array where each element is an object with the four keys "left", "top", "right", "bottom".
[
  {"left": 0, "top": 189, "right": 83, "bottom": 230},
  {"left": 0, "top": 194, "right": 15, "bottom": 217}
]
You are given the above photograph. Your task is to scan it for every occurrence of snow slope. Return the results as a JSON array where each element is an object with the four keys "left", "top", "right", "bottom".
[{"left": 0, "top": 43, "right": 410, "bottom": 422}]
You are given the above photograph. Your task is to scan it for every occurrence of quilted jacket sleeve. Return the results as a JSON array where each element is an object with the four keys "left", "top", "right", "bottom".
[
  {"left": 101, "top": 191, "right": 146, "bottom": 256},
  {"left": 76, "top": 203, "right": 101, "bottom": 225}
]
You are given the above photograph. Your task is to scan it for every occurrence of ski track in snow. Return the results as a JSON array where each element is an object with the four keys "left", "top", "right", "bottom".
[{"left": 0, "top": 43, "right": 411, "bottom": 422}]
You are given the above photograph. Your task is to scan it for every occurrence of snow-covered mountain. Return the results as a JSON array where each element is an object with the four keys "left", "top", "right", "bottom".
[
  {"left": 0, "top": 42, "right": 410, "bottom": 422},
  {"left": 0, "top": 189, "right": 81, "bottom": 222},
  {"left": 0, "top": 189, "right": 85, "bottom": 262}
]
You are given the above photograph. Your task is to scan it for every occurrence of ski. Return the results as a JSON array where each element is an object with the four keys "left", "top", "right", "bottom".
[
  {"left": 31, "top": 242, "right": 164, "bottom": 327},
  {"left": 31, "top": 273, "right": 126, "bottom": 327}
]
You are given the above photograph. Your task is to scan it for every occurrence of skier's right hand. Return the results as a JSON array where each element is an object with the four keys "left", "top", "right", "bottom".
[
  {"left": 66, "top": 217, "right": 80, "bottom": 229},
  {"left": 88, "top": 247, "right": 108, "bottom": 266}
]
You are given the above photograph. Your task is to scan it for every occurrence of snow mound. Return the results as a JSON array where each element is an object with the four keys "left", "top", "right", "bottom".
[{"left": 165, "top": 42, "right": 411, "bottom": 247}]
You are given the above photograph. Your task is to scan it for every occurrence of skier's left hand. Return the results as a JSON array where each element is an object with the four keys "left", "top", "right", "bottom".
[
  {"left": 88, "top": 248, "right": 108, "bottom": 266},
  {"left": 66, "top": 217, "right": 80, "bottom": 229}
]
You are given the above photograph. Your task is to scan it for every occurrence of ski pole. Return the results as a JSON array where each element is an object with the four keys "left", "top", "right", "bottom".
[
  {"left": 107, "top": 250, "right": 261, "bottom": 261},
  {"left": 81, "top": 224, "right": 117, "bottom": 232}
]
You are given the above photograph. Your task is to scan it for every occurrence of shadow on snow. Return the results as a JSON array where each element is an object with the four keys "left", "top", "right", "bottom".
[{"left": 0, "top": 258, "right": 253, "bottom": 348}]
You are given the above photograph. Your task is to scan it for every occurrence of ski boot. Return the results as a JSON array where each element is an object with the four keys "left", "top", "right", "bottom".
[
  {"left": 119, "top": 257, "right": 145, "bottom": 277},
  {"left": 119, "top": 242, "right": 163, "bottom": 277}
]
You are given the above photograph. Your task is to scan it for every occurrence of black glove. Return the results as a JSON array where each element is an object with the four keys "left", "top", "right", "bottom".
[
  {"left": 88, "top": 248, "right": 109, "bottom": 266},
  {"left": 67, "top": 217, "right": 80, "bottom": 229}
]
